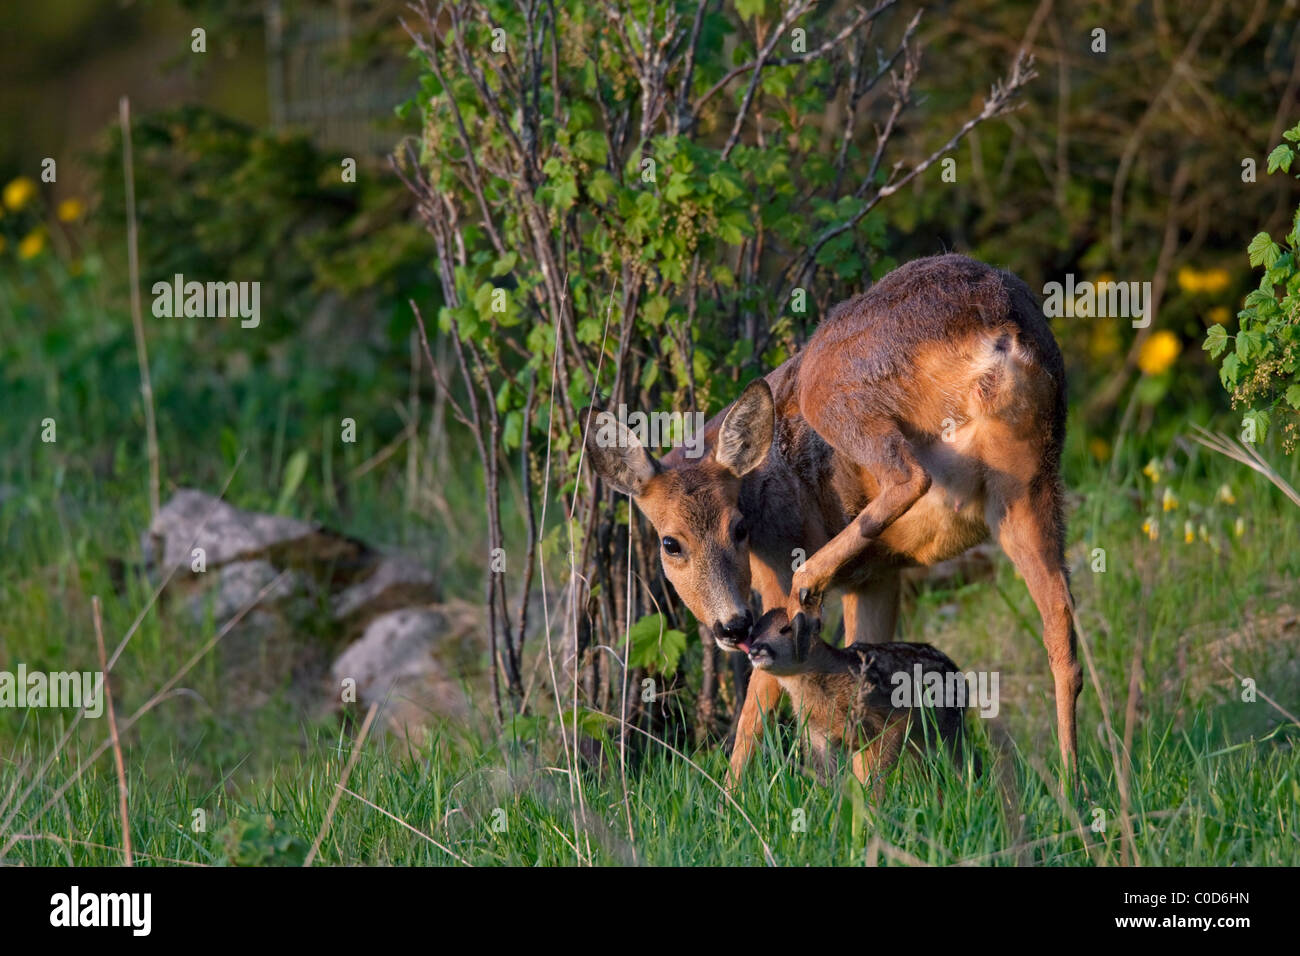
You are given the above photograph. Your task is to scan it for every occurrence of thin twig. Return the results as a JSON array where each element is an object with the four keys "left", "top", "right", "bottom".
[
  {"left": 120, "top": 97, "right": 160, "bottom": 521},
  {"left": 337, "top": 784, "right": 472, "bottom": 866},
  {"left": 304, "top": 702, "right": 379, "bottom": 866},
  {"left": 1071, "top": 604, "right": 1136, "bottom": 865},
  {"left": 1190, "top": 424, "right": 1300, "bottom": 508},
  {"left": 92, "top": 597, "right": 132, "bottom": 867}
]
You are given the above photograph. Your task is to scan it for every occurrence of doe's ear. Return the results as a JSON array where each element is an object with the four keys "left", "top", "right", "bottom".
[
  {"left": 715, "top": 379, "right": 774, "bottom": 478},
  {"left": 582, "top": 407, "right": 659, "bottom": 497}
]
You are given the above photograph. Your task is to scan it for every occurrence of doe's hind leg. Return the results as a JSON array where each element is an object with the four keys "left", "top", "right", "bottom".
[{"left": 988, "top": 466, "right": 1082, "bottom": 775}]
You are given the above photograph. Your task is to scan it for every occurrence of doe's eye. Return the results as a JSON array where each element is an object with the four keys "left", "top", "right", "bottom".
[
  {"left": 734, "top": 523, "right": 749, "bottom": 543},
  {"left": 662, "top": 536, "right": 682, "bottom": 556}
]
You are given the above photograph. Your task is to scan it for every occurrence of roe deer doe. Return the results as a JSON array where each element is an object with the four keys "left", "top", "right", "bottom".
[
  {"left": 585, "top": 253, "right": 1080, "bottom": 785},
  {"left": 744, "top": 608, "right": 972, "bottom": 797}
]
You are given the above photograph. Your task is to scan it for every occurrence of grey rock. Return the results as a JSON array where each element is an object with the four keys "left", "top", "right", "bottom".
[
  {"left": 143, "top": 489, "right": 320, "bottom": 574},
  {"left": 331, "top": 606, "right": 483, "bottom": 738},
  {"left": 187, "top": 559, "right": 307, "bottom": 624},
  {"left": 332, "top": 554, "right": 438, "bottom": 623}
]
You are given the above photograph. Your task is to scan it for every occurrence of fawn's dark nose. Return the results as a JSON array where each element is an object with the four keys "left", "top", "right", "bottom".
[{"left": 715, "top": 610, "right": 753, "bottom": 646}]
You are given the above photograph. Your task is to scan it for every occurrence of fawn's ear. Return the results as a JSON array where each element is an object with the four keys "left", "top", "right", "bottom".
[
  {"left": 792, "top": 613, "right": 818, "bottom": 662},
  {"left": 715, "top": 379, "right": 774, "bottom": 478},
  {"left": 583, "top": 407, "right": 660, "bottom": 497}
]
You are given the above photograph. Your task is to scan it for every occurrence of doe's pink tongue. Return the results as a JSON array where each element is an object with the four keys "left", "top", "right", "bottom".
[{"left": 737, "top": 640, "right": 751, "bottom": 653}]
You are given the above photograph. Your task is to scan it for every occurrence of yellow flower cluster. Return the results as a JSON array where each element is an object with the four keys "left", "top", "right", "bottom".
[
  {"left": 1138, "top": 330, "right": 1181, "bottom": 376},
  {"left": 2, "top": 178, "right": 85, "bottom": 263},
  {"left": 3, "top": 176, "right": 35, "bottom": 211},
  {"left": 18, "top": 231, "right": 45, "bottom": 260},
  {"left": 1177, "top": 267, "right": 1230, "bottom": 294},
  {"left": 1140, "top": 480, "right": 1244, "bottom": 550},
  {"left": 57, "top": 198, "right": 85, "bottom": 222}
]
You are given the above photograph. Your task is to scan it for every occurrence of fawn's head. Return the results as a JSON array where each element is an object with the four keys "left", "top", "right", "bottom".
[
  {"left": 585, "top": 380, "right": 775, "bottom": 651},
  {"left": 746, "top": 609, "right": 820, "bottom": 675}
]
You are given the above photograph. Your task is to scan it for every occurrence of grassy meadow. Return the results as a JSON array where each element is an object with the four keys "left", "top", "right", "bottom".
[{"left": 2, "top": 257, "right": 1298, "bottom": 867}]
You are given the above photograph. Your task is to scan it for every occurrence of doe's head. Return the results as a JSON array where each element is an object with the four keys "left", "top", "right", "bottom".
[{"left": 584, "top": 379, "right": 774, "bottom": 651}]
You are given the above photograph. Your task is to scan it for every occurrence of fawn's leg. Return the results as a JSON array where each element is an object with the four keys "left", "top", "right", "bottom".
[
  {"left": 850, "top": 723, "right": 907, "bottom": 803},
  {"left": 788, "top": 428, "right": 930, "bottom": 622}
]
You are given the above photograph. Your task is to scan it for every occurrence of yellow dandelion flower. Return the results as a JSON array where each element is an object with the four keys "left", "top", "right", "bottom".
[
  {"left": 1138, "top": 330, "right": 1181, "bottom": 376},
  {"left": 17, "top": 230, "right": 45, "bottom": 260},
  {"left": 1162, "top": 486, "right": 1178, "bottom": 512},
  {"left": 1207, "top": 305, "right": 1231, "bottom": 325},
  {"left": 1088, "top": 437, "right": 1112, "bottom": 462},
  {"left": 1142, "top": 517, "right": 1159, "bottom": 541},
  {"left": 1234, "top": 517, "right": 1245, "bottom": 538},
  {"left": 1216, "top": 483, "right": 1236, "bottom": 505},
  {"left": 1200, "top": 268, "right": 1230, "bottom": 294},
  {"left": 3, "top": 176, "right": 36, "bottom": 211},
  {"left": 56, "top": 198, "right": 85, "bottom": 222},
  {"left": 1176, "top": 266, "right": 1203, "bottom": 294},
  {"left": 1143, "top": 458, "right": 1162, "bottom": 483},
  {"left": 1184, "top": 521, "right": 1195, "bottom": 544}
]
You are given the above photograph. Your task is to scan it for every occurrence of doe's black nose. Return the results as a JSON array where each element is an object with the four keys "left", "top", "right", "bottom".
[{"left": 718, "top": 609, "right": 753, "bottom": 640}]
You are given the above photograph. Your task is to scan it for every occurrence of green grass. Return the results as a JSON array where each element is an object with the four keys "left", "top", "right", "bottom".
[{"left": 2, "top": 263, "right": 1299, "bottom": 866}]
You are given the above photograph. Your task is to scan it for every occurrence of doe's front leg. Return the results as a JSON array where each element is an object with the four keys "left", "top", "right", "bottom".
[{"left": 727, "top": 668, "right": 784, "bottom": 787}]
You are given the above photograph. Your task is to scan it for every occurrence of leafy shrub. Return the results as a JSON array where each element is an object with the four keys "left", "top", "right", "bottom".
[
  {"left": 401, "top": 0, "right": 1032, "bottom": 721},
  {"left": 1204, "top": 120, "right": 1300, "bottom": 450}
]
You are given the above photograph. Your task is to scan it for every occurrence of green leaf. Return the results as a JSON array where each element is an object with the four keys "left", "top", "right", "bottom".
[
  {"left": 1236, "top": 328, "right": 1264, "bottom": 360},
  {"left": 1242, "top": 408, "right": 1271, "bottom": 442},
  {"left": 558, "top": 706, "right": 615, "bottom": 741},
  {"left": 717, "top": 209, "right": 752, "bottom": 245},
  {"left": 665, "top": 171, "right": 694, "bottom": 202},
  {"left": 219, "top": 426, "right": 241, "bottom": 466},
  {"left": 276, "top": 449, "right": 309, "bottom": 515},
  {"left": 708, "top": 171, "right": 744, "bottom": 202},
  {"left": 1203, "top": 323, "right": 1229, "bottom": 358},
  {"left": 1220, "top": 352, "right": 1240, "bottom": 388},
  {"left": 587, "top": 169, "right": 616, "bottom": 204},
  {"left": 625, "top": 613, "right": 688, "bottom": 675},
  {"left": 1267, "top": 144, "right": 1294, "bottom": 175},
  {"left": 1247, "top": 232, "right": 1281, "bottom": 269},
  {"left": 490, "top": 251, "right": 518, "bottom": 277},
  {"left": 502, "top": 409, "right": 524, "bottom": 451},
  {"left": 573, "top": 130, "right": 608, "bottom": 164},
  {"left": 1286, "top": 385, "right": 1300, "bottom": 410}
]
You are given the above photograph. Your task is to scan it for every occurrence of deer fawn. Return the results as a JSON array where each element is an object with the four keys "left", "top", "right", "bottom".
[
  {"left": 744, "top": 608, "right": 972, "bottom": 797},
  {"left": 586, "top": 254, "right": 1080, "bottom": 786}
]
